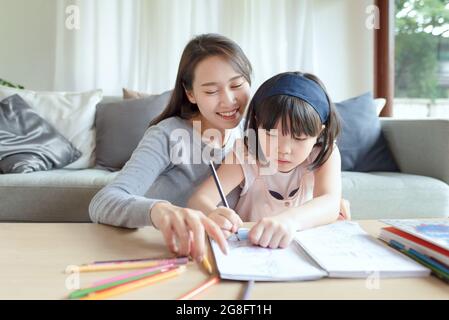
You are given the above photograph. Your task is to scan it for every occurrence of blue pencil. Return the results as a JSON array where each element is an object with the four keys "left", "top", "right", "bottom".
[{"left": 241, "top": 280, "right": 255, "bottom": 300}]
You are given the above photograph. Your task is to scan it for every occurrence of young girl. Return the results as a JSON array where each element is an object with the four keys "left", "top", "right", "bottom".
[
  {"left": 188, "top": 71, "right": 350, "bottom": 249},
  {"left": 90, "top": 34, "right": 253, "bottom": 261}
]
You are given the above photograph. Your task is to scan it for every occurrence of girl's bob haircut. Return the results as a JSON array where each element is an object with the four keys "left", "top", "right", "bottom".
[{"left": 244, "top": 71, "right": 341, "bottom": 171}]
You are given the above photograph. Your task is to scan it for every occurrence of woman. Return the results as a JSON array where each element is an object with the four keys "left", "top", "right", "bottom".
[{"left": 89, "top": 33, "right": 253, "bottom": 262}]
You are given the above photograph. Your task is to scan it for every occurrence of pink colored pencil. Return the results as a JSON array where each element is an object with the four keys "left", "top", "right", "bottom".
[
  {"left": 177, "top": 276, "right": 220, "bottom": 300},
  {"left": 91, "top": 263, "right": 176, "bottom": 287}
]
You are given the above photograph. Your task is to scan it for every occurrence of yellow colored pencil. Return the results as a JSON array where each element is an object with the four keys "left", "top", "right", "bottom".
[
  {"left": 202, "top": 256, "right": 213, "bottom": 275},
  {"left": 80, "top": 266, "right": 186, "bottom": 300}
]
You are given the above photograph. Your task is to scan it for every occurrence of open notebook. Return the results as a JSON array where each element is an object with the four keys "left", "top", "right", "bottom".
[{"left": 210, "top": 221, "right": 430, "bottom": 281}]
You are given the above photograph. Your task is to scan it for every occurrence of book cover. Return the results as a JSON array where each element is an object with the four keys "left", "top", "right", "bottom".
[
  {"left": 379, "top": 226, "right": 449, "bottom": 266},
  {"left": 381, "top": 219, "right": 449, "bottom": 251}
]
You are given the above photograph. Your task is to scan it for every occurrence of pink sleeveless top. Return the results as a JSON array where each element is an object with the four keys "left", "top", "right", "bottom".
[{"left": 234, "top": 143, "right": 321, "bottom": 222}]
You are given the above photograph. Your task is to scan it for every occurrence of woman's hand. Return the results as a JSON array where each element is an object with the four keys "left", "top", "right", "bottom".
[
  {"left": 208, "top": 207, "right": 243, "bottom": 238},
  {"left": 248, "top": 213, "right": 296, "bottom": 249},
  {"left": 150, "top": 202, "right": 228, "bottom": 261}
]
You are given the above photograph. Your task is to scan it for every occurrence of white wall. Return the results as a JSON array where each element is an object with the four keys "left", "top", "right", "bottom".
[
  {"left": 313, "top": 0, "right": 374, "bottom": 101},
  {"left": 0, "top": 0, "right": 57, "bottom": 91},
  {"left": 0, "top": 0, "right": 374, "bottom": 100}
]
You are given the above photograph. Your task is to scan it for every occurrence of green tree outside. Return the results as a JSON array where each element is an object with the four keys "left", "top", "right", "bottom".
[{"left": 395, "top": 0, "right": 449, "bottom": 99}]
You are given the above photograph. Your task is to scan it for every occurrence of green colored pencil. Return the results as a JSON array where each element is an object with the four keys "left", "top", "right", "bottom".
[{"left": 68, "top": 265, "right": 175, "bottom": 299}]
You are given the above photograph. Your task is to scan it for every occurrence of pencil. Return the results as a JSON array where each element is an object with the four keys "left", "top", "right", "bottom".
[
  {"left": 241, "top": 280, "right": 255, "bottom": 300},
  {"left": 69, "top": 265, "right": 176, "bottom": 299},
  {"left": 202, "top": 256, "right": 213, "bottom": 275},
  {"left": 91, "top": 263, "right": 176, "bottom": 287},
  {"left": 208, "top": 160, "right": 240, "bottom": 240},
  {"left": 209, "top": 160, "right": 230, "bottom": 207},
  {"left": 70, "top": 257, "right": 188, "bottom": 273},
  {"left": 177, "top": 276, "right": 220, "bottom": 300},
  {"left": 93, "top": 255, "right": 184, "bottom": 264},
  {"left": 80, "top": 266, "right": 185, "bottom": 300}
]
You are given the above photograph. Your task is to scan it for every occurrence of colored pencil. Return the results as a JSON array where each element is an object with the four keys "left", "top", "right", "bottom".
[
  {"left": 69, "top": 257, "right": 188, "bottom": 273},
  {"left": 92, "top": 256, "right": 188, "bottom": 266},
  {"left": 80, "top": 266, "right": 185, "bottom": 300},
  {"left": 177, "top": 276, "right": 220, "bottom": 300},
  {"left": 241, "top": 280, "right": 255, "bottom": 300},
  {"left": 202, "top": 256, "right": 213, "bottom": 275},
  {"left": 91, "top": 263, "right": 176, "bottom": 287},
  {"left": 93, "top": 255, "right": 184, "bottom": 264},
  {"left": 69, "top": 264, "right": 176, "bottom": 299}
]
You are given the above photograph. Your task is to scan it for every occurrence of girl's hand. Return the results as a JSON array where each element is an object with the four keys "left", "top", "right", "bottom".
[
  {"left": 339, "top": 198, "right": 351, "bottom": 220},
  {"left": 208, "top": 207, "right": 244, "bottom": 238},
  {"left": 150, "top": 202, "right": 229, "bottom": 261},
  {"left": 249, "top": 213, "right": 296, "bottom": 249}
]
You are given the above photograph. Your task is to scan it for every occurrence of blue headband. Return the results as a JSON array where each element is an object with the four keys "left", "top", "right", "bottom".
[{"left": 254, "top": 74, "right": 330, "bottom": 123}]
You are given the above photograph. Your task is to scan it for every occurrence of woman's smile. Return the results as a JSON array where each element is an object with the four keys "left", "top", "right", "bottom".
[{"left": 216, "top": 106, "right": 240, "bottom": 120}]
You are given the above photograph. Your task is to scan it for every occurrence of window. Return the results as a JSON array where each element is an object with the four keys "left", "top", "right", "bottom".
[{"left": 394, "top": 0, "right": 449, "bottom": 118}]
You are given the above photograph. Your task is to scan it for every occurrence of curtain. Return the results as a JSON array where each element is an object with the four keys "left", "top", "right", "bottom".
[{"left": 53, "top": 0, "right": 315, "bottom": 95}]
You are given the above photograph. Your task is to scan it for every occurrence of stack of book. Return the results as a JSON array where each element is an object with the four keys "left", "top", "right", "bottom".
[{"left": 379, "top": 219, "right": 449, "bottom": 283}]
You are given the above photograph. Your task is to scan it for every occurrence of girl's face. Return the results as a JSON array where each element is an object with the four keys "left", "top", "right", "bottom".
[
  {"left": 258, "top": 120, "right": 323, "bottom": 173},
  {"left": 185, "top": 55, "right": 251, "bottom": 132}
]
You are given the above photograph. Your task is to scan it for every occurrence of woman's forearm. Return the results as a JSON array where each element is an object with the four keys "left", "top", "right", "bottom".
[
  {"left": 89, "top": 125, "right": 171, "bottom": 228},
  {"left": 187, "top": 193, "right": 218, "bottom": 216}
]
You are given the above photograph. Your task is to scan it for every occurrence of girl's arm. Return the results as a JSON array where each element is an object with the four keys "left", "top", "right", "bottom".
[
  {"left": 286, "top": 145, "right": 342, "bottom": 230},
  {"left": 249, "top": 146, "right": 342, "bottom": 248},
  {"left": 188, "top": 151, "right": 245, "bottom": 215}
]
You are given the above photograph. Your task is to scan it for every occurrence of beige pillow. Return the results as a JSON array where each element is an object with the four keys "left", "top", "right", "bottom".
[{"left": 122, "top": 88, "right": 151, "bottom": 99}]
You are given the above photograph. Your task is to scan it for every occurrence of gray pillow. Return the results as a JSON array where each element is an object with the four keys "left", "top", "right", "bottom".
[
  {"left": 0, "top": 94, "right": 81, "bottom": 173},
  {"left": 95, "top": 90, "right": 172, "bottom": 171},
  {"left": 335, "top": 92, "right": 399, "bottom": 172}
]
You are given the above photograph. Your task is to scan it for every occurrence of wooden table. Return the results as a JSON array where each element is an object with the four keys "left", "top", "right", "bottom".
[{"left": 1, "top": 220, "right": 448, "bottom": 300}]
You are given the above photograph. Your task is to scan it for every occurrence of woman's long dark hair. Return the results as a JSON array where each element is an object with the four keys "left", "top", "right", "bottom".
[
  {"left": 244, "top": 71, "right": 341, "bottom": 171},
  {"left": 150, "top": 33, "right": 252, "bottom": 127}
]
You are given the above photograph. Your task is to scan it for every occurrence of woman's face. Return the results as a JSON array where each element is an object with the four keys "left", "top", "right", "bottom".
[{"left": 185, "top": 55, "right": 251, "bottom": 132}]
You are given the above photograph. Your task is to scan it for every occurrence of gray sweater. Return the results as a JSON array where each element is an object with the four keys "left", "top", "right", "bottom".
[{"left": 89, "top": 116, "right": 242, "bottom": 228}]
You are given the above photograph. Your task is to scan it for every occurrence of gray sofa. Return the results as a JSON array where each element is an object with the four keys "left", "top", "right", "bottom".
[{"left": 1, "top": 115, "right": 448, "bottom": 222}]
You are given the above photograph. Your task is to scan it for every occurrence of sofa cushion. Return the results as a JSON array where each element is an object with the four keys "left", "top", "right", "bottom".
[
  {"left": 336, "top": 92, "right": 399, "bottom": 172},
  {"left": 0, "top": 94, "right": 81, "bottom": 173},
  {"left": 1, "top": 169, "right": 447, "bottom": 222},
  {"left": 0, "top": 85, "right": 103, "bottom": 169},
  {"left": 342, "top": 171, "right": 449, "bottom": 220},
  {"left": 0, "top": 169, "right": 118, "bottom": 222},
  {"left": 95, "top": 90, "right": 171, "bottom": 171},
  {"left": 123, "top": 88, "right": 152, "bottom": 99}
]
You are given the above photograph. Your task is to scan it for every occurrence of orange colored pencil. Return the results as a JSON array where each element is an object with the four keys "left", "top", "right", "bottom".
[
  {"left": 81, "top": 266, "right": 185, "bottom": 300},
  {"left": 177, "top": 276, "right": 220, "bottom": 300}
]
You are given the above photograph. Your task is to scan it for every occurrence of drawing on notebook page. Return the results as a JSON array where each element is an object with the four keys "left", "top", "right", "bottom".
[
  {"left": 211, "top": 221, "right": 429, "bottom": 281},
  {"left": 295, "top": 221, "right": 430, "bottom": 278},
  {"left": 211, "top": 234, "right": 326, "bottom": 281},
  {"left": 227, "top": 238, "right": 281, "bottom": 277}
]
